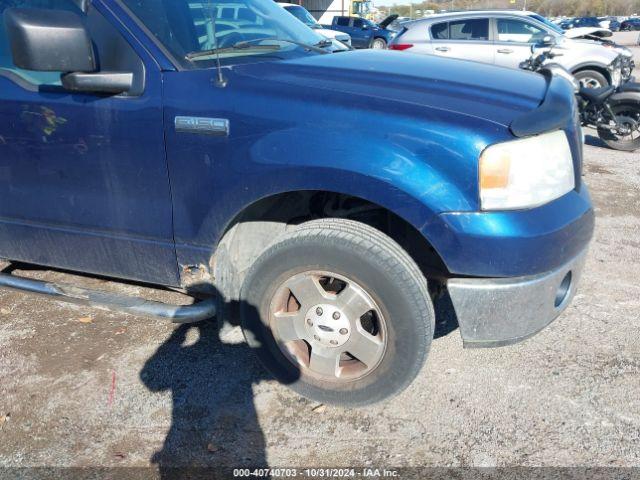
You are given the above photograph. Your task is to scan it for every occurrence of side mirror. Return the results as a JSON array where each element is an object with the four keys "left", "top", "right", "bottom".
[
  {"left": 540, "top": 35, "right": 555, "bottom": 45},
  {"left": 4, "top": 8, "right": 133, "bottom": 95},
  {"left": 531, "top": 34, "right": 555, "bottom": 51},
  {"left": 361, "top": 24, "right": 369, "bottom": 30},
  {"left": 62, "top": 72, "right": 134, "bottom": 94},
  {"left": 4, "top": 8, "right": 96, "bottom": 73}
]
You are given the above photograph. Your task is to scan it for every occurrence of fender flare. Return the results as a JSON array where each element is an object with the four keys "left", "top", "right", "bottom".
[{"left": 209, "top": 178, "right": 454, "bottom": 312}]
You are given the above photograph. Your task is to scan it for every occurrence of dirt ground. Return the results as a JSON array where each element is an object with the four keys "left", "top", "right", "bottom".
[
  {"left": 0, "top": 48, "right": 639, "bottom": 476},
  {"left": 614, "top": 30, "right": 640, "bottom": 47}
]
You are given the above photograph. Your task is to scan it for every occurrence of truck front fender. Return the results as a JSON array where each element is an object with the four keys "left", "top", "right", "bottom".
[
  {"left": 172, "top": 124, "right": 494, "bottom": 294},
  {"left": 239, "top": 125, "right": 481, "bottom": 230},
  {"left": 201, "top": 127, "right": 482, "bottom": 307}
]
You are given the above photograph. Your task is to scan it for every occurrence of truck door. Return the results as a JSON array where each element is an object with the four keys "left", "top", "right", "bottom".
[
  {"left": 0, "top": 0, "right": 178, "bottom": 286},
  {"left": 351, "top": 17, "right": 374, "bottom": 48}
]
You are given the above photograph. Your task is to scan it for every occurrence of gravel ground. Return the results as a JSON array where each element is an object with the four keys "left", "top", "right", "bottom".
[
  {"left": 0, "top": 59, "right": 639, "bottom": 476},
  {"left": 613, "top": 32, "right": 639, "bottom": 69},
  {"left": 613, "top": 31, "right": 640, "bottom": 47}
]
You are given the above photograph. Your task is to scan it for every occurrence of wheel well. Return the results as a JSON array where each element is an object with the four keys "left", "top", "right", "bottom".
[
  {"left": 572, "top": 65, "right": 611, "bottom": 83},
  {"left": 213, "top": 191, "right": 448, "bottom": 309}
]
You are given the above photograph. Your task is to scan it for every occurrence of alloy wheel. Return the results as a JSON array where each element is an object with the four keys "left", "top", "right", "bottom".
[
  {"left": 269, "top": 271, "right": 387, "bottom": 382},
  {"left": 579, "top": 77, "right": 603, "bottom": 89}
]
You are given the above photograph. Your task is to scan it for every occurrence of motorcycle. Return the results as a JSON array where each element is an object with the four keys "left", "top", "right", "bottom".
[{"left": 520, "top": 38, "right": 640, "bottom": 152}]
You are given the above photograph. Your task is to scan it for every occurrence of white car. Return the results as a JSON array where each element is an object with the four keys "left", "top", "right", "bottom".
[
  {"left": 279, "top": 3, "right": 352, "bottom": 47},
  {"left": 390, "top": 10, "right": 629, "bottom": 89}
]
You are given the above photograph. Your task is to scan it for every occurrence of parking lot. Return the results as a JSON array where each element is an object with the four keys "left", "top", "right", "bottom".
[{"left": 0, "top": 36, "right": 639, "bottom": 473}]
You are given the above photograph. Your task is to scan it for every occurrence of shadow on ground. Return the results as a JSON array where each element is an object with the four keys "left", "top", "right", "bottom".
[
  {"left": 584, "top": 134, "right": 610, "bottom": 149},
  {"left": 139, "top": 283, "right": 460, "bottom": 478},
  {"left": 140, "top": 297, "right": 298, "bottom": 479}
]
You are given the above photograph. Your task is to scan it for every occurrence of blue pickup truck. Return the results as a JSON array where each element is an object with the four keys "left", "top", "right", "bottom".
[
  {"left": 0, "top": 0, "right": 594, "bottom": 406},
  {"left": 323, "top": 15, "right": 399, "bottom": 49}
]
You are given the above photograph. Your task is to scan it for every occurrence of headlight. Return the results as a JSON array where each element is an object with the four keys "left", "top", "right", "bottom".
[
  {"left": 611, "top": 67, "right": 622, "bottom": 87},
  {"left": 609, "top": 58, "right": 623, "bottom": 87},
  {"left": 479, "top": 130, "right": 575, "bottom": 211}
]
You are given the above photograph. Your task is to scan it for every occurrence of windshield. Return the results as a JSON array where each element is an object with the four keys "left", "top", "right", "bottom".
[
  {"left": 528, "top": 13, "right": 564, "bottom": 34},
  {"left": 284, "top": 5, "right": 319, "bottom": 28},
  {"left": 121, "top": 0, "right": 326, "bottom": 68}
]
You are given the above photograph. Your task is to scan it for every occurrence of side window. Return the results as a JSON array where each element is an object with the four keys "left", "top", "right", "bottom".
[
  {"left": 336, "top": 17, "right": 349, "bottom": 27},
  {"left": 220, "top": 7, "right": 235, "bottom": 20},
  {"left": 449, "top": 18, "right": 489, "bottom": 41},
  {"left": 497, "top": 19, "right": 544, "bottom": 43},
  {"left": 431, "top": 21, "right": 449, "bottom": 40},
  {"left": 0, "top": 0, "right": 80, "bottom": 86},
  {"left": 353, "top": 18, "right": 364, "bottom": 28}
]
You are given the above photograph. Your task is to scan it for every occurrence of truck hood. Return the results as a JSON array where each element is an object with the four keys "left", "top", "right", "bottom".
[
  {"left": 233, "top": 50, "right": 548, "bottom": 128},
  {"left": 378, "top": 14, "right": 399, "bottom": 30}
]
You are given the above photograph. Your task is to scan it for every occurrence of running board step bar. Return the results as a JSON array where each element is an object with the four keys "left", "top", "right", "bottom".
[{"left": 0, "top": 272, "right": 216, "bottom": 323}]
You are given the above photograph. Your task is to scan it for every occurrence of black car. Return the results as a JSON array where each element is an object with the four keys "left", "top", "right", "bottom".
[
  {"left": 560, "top": 16, "right": 602, "bottom": 30},
  {"left": 621, "top": 18, "right": 640, "bottom": 31}
]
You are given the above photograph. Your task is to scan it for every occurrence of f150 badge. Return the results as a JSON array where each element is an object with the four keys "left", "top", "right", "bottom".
[{"left": 174, "top": 116, "right": 229, "bottom": 136}]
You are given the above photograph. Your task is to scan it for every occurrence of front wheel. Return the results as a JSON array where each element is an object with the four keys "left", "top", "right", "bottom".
[
  {"left": 598, "top": 103, "right": 640, "bottom": 151},
  {"left": 371, "top": 38, "right": 387, "bottom": 49},
  {"left": 574, "top": 70, "right": 609, "bottom": 90},
  {"left": 240, "top": 219, "right": 434, "bottom": 406}
]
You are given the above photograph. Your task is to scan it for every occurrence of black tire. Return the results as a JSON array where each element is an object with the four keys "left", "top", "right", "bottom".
[
  {"left": 240, "top": 218, "right": 434, "bottom": 406},
  {"left": 371, "top": 38, "right": 387, "bottom": 49},
  {"left": 598, "top": 102, "right": 640, "bottom": 152},
  {"left": 574, "top": 69, "right": 609, "bottom": 90}
]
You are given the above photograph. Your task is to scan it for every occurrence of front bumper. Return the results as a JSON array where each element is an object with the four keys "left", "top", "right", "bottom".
[
  {"left": 426, "top": 187, "right": 594, "bottom": 278},
  {"left": 447, "top": 248, "right": 588, "bottom": 348}
]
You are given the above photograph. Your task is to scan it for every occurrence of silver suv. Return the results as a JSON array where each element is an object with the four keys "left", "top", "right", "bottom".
[{"left": 390, "top": 10, "right": 628, "bottom": 89}]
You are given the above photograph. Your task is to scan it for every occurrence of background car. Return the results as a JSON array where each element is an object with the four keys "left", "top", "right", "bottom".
[
  {"left": 621, "top": 18, "right": 640, "bottom": 31},
  {"left": 560, "top": 17, "right": 602, "bottom": 30},
  {"left": 280, "top": 3, "right": 352, "bottom": 47},
  {"left": 599, "top": 16, "right": 621, "bottom": 32},
  {"left": 389, "top": 11, "right": 625, "bottom": 89},
  {"left": 322, "top": 15, "right": 398, "bottom": 49}
]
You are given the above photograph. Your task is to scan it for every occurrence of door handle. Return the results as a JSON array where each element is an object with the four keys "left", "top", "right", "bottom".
[
  {"left": 435, "top": 46, "right": 450, "bottom": 52},
  {"left": 497, "top": 48, "right": 514, "bottom": 54}
]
